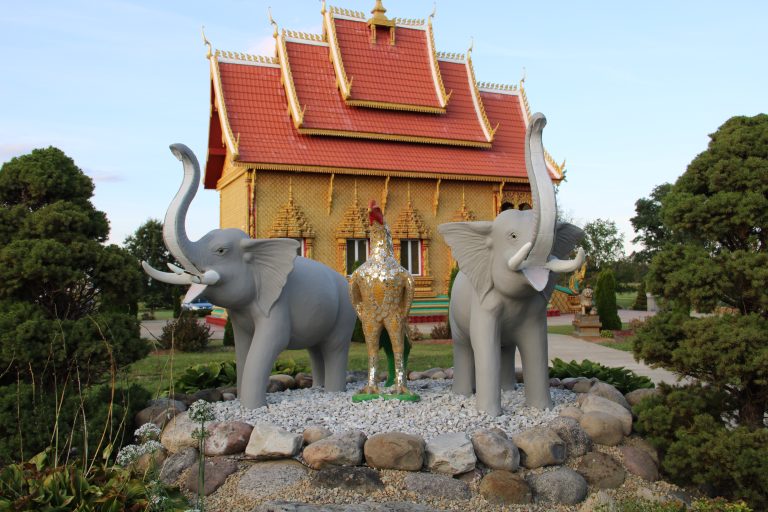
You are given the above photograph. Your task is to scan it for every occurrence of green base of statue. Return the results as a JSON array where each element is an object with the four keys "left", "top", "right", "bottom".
[{"left": 352, "top": 392, "right": 421, "bottom": 403}]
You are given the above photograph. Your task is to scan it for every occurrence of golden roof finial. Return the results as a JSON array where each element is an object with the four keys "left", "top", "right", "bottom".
[
  {"left": 467, "top": 37, "right": 474, "bottom": 56},
  {"left": 407, "top": 182, "right": 412, "bottom": 206},
  {"left": 268, "top": 7, "right": 278, "bottom": 38},
  {"left": 288, "top": 177, "right": 294, "bottom": 203},
  {"left": 353, "top": 179, "right": 359, "bottom": 207},
  {"left": 521, "top": 66, "right": 527, "bottom": 84},
  {"left": 201, "top": 26, "right": 212, "bottom": 58},
  {"left": 429, "top": 2, "right": 437, "bottom": 20},
  {"left": 320, "top": 0, "right": 327, "bottom": 15},
  {"left": 371, "top": 0, "right": 388, "bottom": 22}
]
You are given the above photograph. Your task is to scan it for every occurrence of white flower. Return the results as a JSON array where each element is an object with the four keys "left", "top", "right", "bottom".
[
  {"left": 135, "top": 422, "right": 162, "bottom": 443},
  {"left": 188, "top": 400, "right": 215, "bottom": 423},
  {"left": 115, "top": 440, "right": 165, "bottom": 466}
]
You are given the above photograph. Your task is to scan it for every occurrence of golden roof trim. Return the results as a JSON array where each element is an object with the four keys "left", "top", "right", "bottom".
[
  {"left": 477, "top": 81, "right": 518, "bottom": 94},
  {"left": 276, "top": 30, "right": 306, "bottom": 129},
  {"left": 519, "top": 81, "right": 533, "bottom": 122},
  {"left": 209, "top": 56, "right": 239, "bottom": 159},
  {"left": 465, "top": 51, "right": 498, "bottom": 143},
  {"left": 297, "top": 126, "right": 492, "bottom": 148},
  {"left": 436, "top": 51, "right": 465, "bottom": 62},
  {"left": 345, "top": 98, "right": 446, "bottom": 114},
  {"left": 324, "top": 8, "right": 353, "bottom": 99},
  {"left": 426, "top": 17, "right": 451, "bottom": 108},
  {"left": 227, "top": 161, "right": 535, "bottom": 185},
  {"left": 393, "top": 17, "right": 426, "bottom": 27},
  {"left": 329, "top": 5, "right": 366, "bottom": 20},
  {"left": 284, "top": 30, "right": 326, "bottom": 44},
  {"left": 392, "top": 196, "right": 431, "bottom": 239},
  {"left": 215, "top": 49, "right": 279, "bottom": 66}
]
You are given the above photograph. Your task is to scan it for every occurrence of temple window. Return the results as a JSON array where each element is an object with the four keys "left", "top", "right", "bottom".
[
  {"left": 400, "top": 239, "right": 422, "bottom": 276},
  {"left": 291, "top": 238, "right": 307, "bottom": 257},
  {"left": 346, "top": 238, "right": 369, "bottom": 274}
]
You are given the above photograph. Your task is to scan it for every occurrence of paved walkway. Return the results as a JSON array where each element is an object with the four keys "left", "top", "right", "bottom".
[{"left": 140, "top": 309, "right": 678, "bottom": 385}]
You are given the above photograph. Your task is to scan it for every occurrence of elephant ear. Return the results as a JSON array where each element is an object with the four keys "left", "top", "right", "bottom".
[
  {"left": 438, "top": 221, "right": 493, "bottom": 300},
  {"left": 240, "top": 238, "right": 300, "bottom": 316},
  {"left": 542, "top": 222, "right": 585, "bottom": 300}
]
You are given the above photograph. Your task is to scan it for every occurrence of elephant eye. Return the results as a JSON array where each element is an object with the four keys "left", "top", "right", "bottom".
[
  {"left": 507, "top": 232, "right": 518, "bottom": 240},
  {"left": 214, "top": 247, "right": 228, "bottom": 255}
]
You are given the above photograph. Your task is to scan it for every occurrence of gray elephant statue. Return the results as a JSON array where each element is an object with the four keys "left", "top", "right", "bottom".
[
  {"left": 142, "top": 144, "right": 356, "bottom": 409},
  {"left": 438, "top": 113, "right": 585, "bottom": 416}
]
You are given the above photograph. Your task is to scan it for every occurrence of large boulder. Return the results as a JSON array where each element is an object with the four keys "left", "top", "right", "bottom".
[
  {"left": 424, "top": 433, "right": 476, "bottom": 475},
  {"left": 625, "top": 388, "right": 661, "bottom": 407},
  {"left": 303, "top": 426, "right": 333, "bottom": 446},
  {"left": 364, "top": 432, "right": 425, "bottom": 471},
  {"left": 621, "top": 445, "right": 659, "bottom": 482},
  {"left": 159, "top": 447, "right": 198, "bottom": 485},
  {"left": 160, "top": 412, "right": 213, "bottom": 453},
  {"left": 578, "top": 394, "right": 633, "bottom": 435},
  {"left": 588, "top": 381, "right": 631, "bottom": 410},
  {"left": 205, "top": 421, "right": 253, "bottom": 456},
  {"left": 479, "top": 470, "right": 532, "bottom": 505},
  {"left": 579, "top": 411, "right": 625, "bottom": 446},
  {"left": 245, "top": 423, "right": 302, "bottom": 460},
  {"left": 547, "top": 417, "right": 592, "bottom": 459},
  {"left": 135, "top": 402, "right": 184, "bottom": 429},
  {"left": 511, "top": 427, "right": 566, "bottom": 469},
  {"left": 237, "top": 460, "right": 309, "bottom": 498},
  {"left": 576, "top": 451, "right": 626, "bottom": 489},
  {"left": 302, "top": 430, "right": 367, "bottom": 469},
  {"left": 527, "top": 468, "right": 588, "bottom": 505},
  {"left": 183, "top": 456, "right": 238, "bottom": 496},
  {"left": 403, "top": 472, "right": 471, "bottom": 500},
  {"left": 470, "top": 429, "right": 519, "bottom": 471}
]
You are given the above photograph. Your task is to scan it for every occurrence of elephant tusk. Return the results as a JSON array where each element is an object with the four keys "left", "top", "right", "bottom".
[
  {"left": 167, "top": 262, "right": 186, "bottom": 275},
  {"left": 199, "top": 269, "right": 220, "bottom": 285},
  {"left": 545, "top": 247, "right": 586, "bottom": 273},
  {"left": 507, "top": 242, "right": 533, "bottom": 271},
  {"left": 142, "top": 261, "right": 193, "bottom": 285}
]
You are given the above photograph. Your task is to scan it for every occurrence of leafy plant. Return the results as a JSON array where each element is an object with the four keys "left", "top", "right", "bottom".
[
  {"left": 272, "top": 358, "right": 310, "bottom": 377},
  {"left": 0, "top": 449, "right": 188, "bottom": 511},
  {"left": 175, "top": 361, "right": 237, "bottom": 394},
  {"left": 600, "top": 329, "right": 614, "bottom": 338},
  {"left": 159, "top": 312, "right": 212, "bottom": 352},
  {"left": 549, "top": 358, "right": 654, "bottom": 394}
]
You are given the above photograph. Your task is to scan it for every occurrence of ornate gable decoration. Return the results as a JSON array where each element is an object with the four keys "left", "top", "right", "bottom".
[
  {"left": 268, "top": 182, "right": 315, "bottom": 238},
  {"left": 392, "top": 189, "right": 430, "bottom": 239},
  {"left": 336, "top": 184, "right": 369, "bottom": 238},
  {"left": 452, "top": 189, "right": 476, "bottom": 221}
]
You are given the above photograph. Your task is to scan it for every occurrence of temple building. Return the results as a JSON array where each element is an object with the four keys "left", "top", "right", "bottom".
[{"left": 202, "top": 1, "right": 565, "bottom": 319}]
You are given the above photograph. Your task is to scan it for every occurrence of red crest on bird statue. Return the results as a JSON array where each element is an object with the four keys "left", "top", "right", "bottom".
[{"left": 369, "top": 199, "right": 384, "bottom": 226}]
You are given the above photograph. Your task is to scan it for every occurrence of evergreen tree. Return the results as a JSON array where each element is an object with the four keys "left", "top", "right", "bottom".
[
  {"left": 631, "top": 280, "right": 647, "bottom": 311},
  {"left": 632, "top": 114, "right": 768, "bottom": 507},
  {"left": 124, "top": 218, "right": 179, "bottom": 311},
  {"left": 594, "top": 268, "right": 622, "bottom": 330},
  {"left": 0, "top": 147, "right": 149, "bottom": 463},
  {"left": 630, "top": 183, "right": 673, "bottom": 263}
]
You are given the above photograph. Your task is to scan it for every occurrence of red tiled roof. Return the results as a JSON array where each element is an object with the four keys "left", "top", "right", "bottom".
[
  {"left": 203, "top": 58, "right": 533, "bottom": 189},
  {"left": 332, "top": 18, "right": 442, "bottom": 110},
  {"left": 286, "top": 40, "right": 487, "bottom": 144}
]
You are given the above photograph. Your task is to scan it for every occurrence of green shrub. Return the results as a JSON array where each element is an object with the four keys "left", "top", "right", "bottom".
[
  {"left": 0, "top": 449, "right": 187, "bottom": 511},
  {"left": 175, "top": 361, "right": 236, "bottom": 394},
  {"left": 595, "top": 268, "right": 622, "bottom": 329},
  {"left": 632, "top": 279, "right": 648, "bottom": 310},
  {"left": 223, "top": 317, "right": 234, "bottom": 346},
  {"left": 598, "top": 498, "right": 752, "bottom": 512},
  {"left": 600, "top": 329, "right": 614, "bottom": 338},
  {"left": 549, "top": 358, "right": 654, "bottom": 394},
  {"left": 159, "top": 312, "right": 211, "bottom": 352},
  {"left": 272, "top": 358, "right": 310, "bottom": 376}
]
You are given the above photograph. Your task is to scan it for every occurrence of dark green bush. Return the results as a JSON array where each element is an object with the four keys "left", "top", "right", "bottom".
[
  {"left": 223, "top": 317, "right": 234, "bottom": 346},
  {"left": 159, "top": 312, "right": 211, "bottom": 352},
  {"left": 598, "top": 498, "right": 752, "bottom": 512},
  {"left": 595, "top": 268, "right": 622, "bottom": 329},
  {"left": 632, "top": 279, "right": 648, "bottom": 310},
  {"left": 549, "top": 358, "right": 654, "bottom": 394}
]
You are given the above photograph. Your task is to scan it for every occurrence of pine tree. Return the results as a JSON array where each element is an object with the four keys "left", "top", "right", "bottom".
[{"left": 595, "top": 268, "right": 622, "bottom": 330}]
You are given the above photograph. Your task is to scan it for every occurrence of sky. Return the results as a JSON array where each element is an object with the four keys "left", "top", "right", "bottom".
[{"left": 1, "top": 0, "right": 766, "bottom": 252}]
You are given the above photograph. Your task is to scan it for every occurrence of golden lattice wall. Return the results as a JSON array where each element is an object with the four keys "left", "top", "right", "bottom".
[{"left": 218, "top": 169, "right": 531, "bottom": 298}]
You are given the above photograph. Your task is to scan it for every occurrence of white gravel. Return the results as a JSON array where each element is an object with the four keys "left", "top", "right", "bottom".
[{"left": 211, "top": 379, "right": 576, "bottom": 441}]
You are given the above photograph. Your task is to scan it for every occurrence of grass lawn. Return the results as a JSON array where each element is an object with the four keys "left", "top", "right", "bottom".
[
  {"left": 597, "top": 339, "right": 634, "bottom": 352},
  {"left": 547, "top": 324, "right": 575, "bottom": 335},
  {"left": 138, "top": 308, "right": 175, "bottom": 320},
  {"left": 125, "top": 341, "right": 454, "bottom": 397},
  {"left": 616, "top": 292, "right": 636, "bottom": 310}
]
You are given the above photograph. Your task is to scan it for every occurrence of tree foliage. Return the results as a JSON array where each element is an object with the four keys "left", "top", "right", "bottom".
[
  {"left": 631, "top": 183, "right": 673, "bottom": 263},
  {"left": 123, "top": 218, "right": 179, "bottom": 310},
  {"left": 595, "top": 268, "right": 622, "bottom": 330},
  {"left": 579, "top": 218, "right": 625, "bottom": 272},
  {"left": 0, "top": 147, "right": 149, "bottom": 463},
  {"left": 632, "top": 114, "right": 768, "bottom": 507}
]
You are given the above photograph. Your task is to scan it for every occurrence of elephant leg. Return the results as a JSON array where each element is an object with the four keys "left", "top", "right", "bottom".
[
  {"left": 361, "top": 320, "right": 383, "bottom": 394},
  {"left": 240, "top": 320, "right": 288, "bottom": 409},
  {"left": 383, "top": 316, "right": 408, "bottom": 395},
  {"left": 500, "top": 344, "right": 518, "bottom": 391},
  {"left": 320, "top": 296, "right": 355, "bottom": 392},
  {"left": 516, "top": 315, "right": 553, "bottom": 410},
  {"left": 307, "top": 346, "right": 325, "bottom": 388},
  {"left": 469, "top": 307, "right": 502, "bottom": 416},
  {"left": 452, "top": 327, "right": 475, "bottom": 397},
  {"left": 228, "top": 311, "right": 254, "bottom": 398}
]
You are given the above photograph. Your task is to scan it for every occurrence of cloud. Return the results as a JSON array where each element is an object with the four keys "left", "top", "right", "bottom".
[
  {"left": 84, "top": 168, "right": 125, "bottom": 183},
  {"left": 0, "top": 143, "right": 35, "bottom": 163}
]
